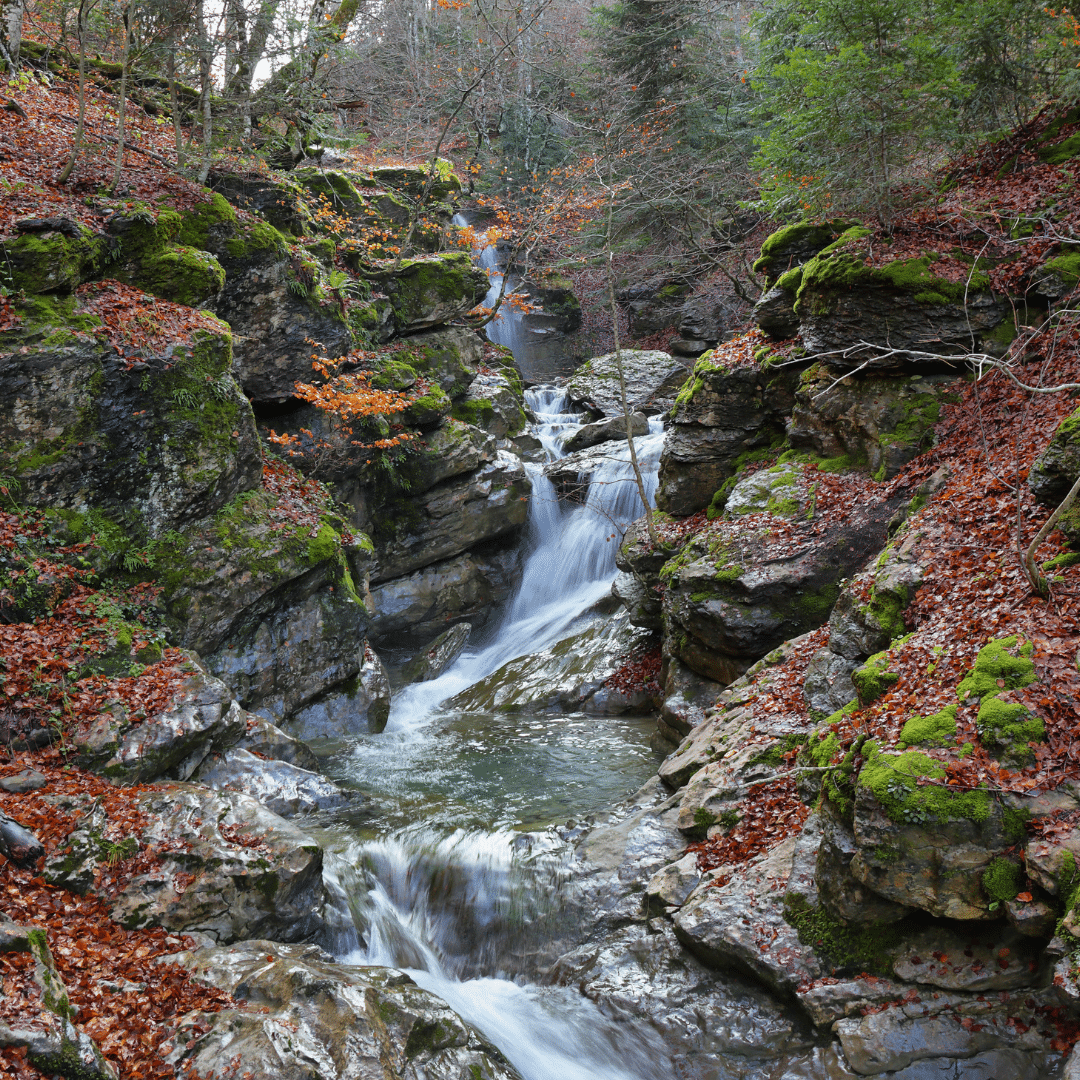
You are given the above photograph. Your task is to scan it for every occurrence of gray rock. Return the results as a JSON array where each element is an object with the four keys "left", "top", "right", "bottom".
[
  {"left": 286, "top": 644, "right": 391, "bottom": 738},
  {"left": 566, "top": 349, "right": 681, "bottom": 417},
  {"left": 0, "top": 811, "right": 45, "bottom": 869},
  {"left": 723, "top": 462, "right": 811, "bottom": 518},
  {"left": 1029, "top": 403, "right": 1080, "bottom": 510},
  {"left": 891, "top": 924, "right": 1050, "bottom": 992},
  {"left": 673, "top": 835, "right": 828, "bottom": 995},
  {"left": 0, "top": 770, "right": 46, "bottom": 793},
  {"left": 561, "top": 411, "right": 649, "bottom": 453},
  {"left": 193, "top": 748, "right": 351, "bottom": 817},
  {"left": 644, "top": 852, "right": 704, "bottom": 912},
  {"left": 168, "top": 940, "right": 523, "bottom": 1080},
  {"left": 616, "top": 275, "right": 691, "bottom": 336},
  {"left": 233, "top": 715, "right": 319, "bottom": 771},
  {"left": 43, "top": 800, "right": 108, "bottom": 894},
  {"left": 399, "top": 623, "right": 471, "bottom": 684},
  {"left": 754, "top": 221, "right": 854, "bottom": 280},
  {"left": 110, "top": 782, "right": 327, "bottom": 943},
  {"left": 678, "top": 292, "right": 734, "bottom": 343},
  {"left": 612, "top": 570, "right": 662, "bottom": 629},
  {"left": 669, "top": 337, "right": 711, "bottom": 357},
  {"left": 753, "top": 284, "right": 800, "bottom": 339},
  {"left": 803, "top": 648, "right": 859, "bottom": 717},
  {"left": 369, "top": 547, "right": 521, "bottom": 639},
  {"left": 655, "top": 362, "right": 794, "bottom": 517},
  {"left": 542, "top": 442, "right": 631, "bottom": 505},
  {"left": 659, "top": 658, "right": 721, "bottom": 739},
  {"left": 398, "top": 325, "right": 482, "bottom": 397},
  {"left": 73, "top": 665, "right": 245, "bottom": 783},
  {"left": 366, "top": 252, "right": 490, "bottom": 335},
  {"left": 794, "top": 974, "right": 908, "bottom": 1028},
  {"left": 371, "top": 451, "right": 531, "bottom": 581},
  {"left": 448, "top": 611, "right": 652, "bottom": 715}
]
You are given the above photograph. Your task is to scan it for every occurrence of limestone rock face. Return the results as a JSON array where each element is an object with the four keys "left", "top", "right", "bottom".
[
  {"left": 616, "top": 274, "right": 691, "bottom": 336},
  {"left": 211, "top": 258, "right": 365, "bottom": 404},
  {"left": 395, "top": 325, "right": 482, "bottom": 397},
  {"left": 371, "top": 451, "right": 531, "bottom": 582},
  {"left": 788, "top": 367, "right": 963, "bottom": 481},
  {"left": 678, "top": 292, "right": 734, "bottom": 345},
  {"left": 655, "top": 360, "right": 793, "bottom": 517},
  {"left": 0, "top": 326, "right": 261, "bottom": 539},
  {"left": 451, "top": 371, "right": 527, "bottom": 439},
  {"left": 368, "top": 546, "right": 521, "bottom": 639},
  {"left": 285, "top": 644, "right": 391, "bottom": 739},
  {"left": 168, "top": 940, "right": 523, "bottom": 1080},
  {"left": 752, "top": 284, "right": 800, "bottom": 340},
  {"left": 447, "top": 611, "right": 653, "bottom": 715},
  {"left": 566, "top": 350, "right": 686, "bottom": 417},
  {"left": 109, "top": 783, "right": 328, "bottom": 943}
]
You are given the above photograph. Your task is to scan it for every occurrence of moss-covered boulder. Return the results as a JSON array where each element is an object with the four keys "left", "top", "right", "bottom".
[
  {"left": 0, "top": 301, "right": 262, "bottom": 540},
  {"left": 721, "top": 462, "right": 811, "bottom": 519},
  {"left": 1031, "top": 251, "right": 1080, "bottom": 300},
  {"left": 369, "top": 158, "right": 463, "bottom": 201},
  {"left": 788, "top": 365, "right": 963, "bottom": 481},
  {"left": 365, "top": 253, "right": 489, "bottom": 334},
  {"left": 2, "top": 218, "right": 109, "bottom": 293},
  {"left": 111, "top": 244, "right": 226, "bottom": 306},
  {"left": 208, "top": 168, "right": 313, "bottom": 235},
  {"left": 796, "top": 239, "right": 1010, "bottom": 355},
  {"left": 392, "top": 325, "right": 482, "bottom": 397},
  {"left": 752, "top": 220, "right": 855, "bottom": 284},
  {"left": 292, "top": 167, "right": 414, "bottom": 240},
  {"left": 450, "top": 371, "right": 527, "bottom": 438}
]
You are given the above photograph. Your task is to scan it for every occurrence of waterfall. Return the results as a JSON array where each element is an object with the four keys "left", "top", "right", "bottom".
[{"left": 385, "top": 387, "right": 665, "bottom": 728}]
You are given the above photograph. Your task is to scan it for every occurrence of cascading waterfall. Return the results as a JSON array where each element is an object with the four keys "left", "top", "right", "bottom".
[{"left": 322, "top": 344, "right": 675, "bottom": 1077}]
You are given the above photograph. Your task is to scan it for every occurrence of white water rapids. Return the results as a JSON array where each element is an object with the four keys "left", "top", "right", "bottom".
[{"left": 320, "top": 390, "right": 673, "bottom": 1078}]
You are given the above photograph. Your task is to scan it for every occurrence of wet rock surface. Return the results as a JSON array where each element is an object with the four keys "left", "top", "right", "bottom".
[
  {"left": 566, "top": 349, "right": 686, "bottom": 417},
  {"left": 169, "top": 940, "right": 524, "bottom": 1080}
]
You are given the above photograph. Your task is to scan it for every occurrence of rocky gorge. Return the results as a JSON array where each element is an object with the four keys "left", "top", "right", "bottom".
[{"left": 4, "top": 82, "right": 1080, "bottom": 1080}]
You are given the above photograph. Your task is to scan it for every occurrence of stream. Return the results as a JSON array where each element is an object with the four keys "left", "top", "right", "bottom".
[{"left": 308, "top": 388, "right": 802, "bottom": 1073}]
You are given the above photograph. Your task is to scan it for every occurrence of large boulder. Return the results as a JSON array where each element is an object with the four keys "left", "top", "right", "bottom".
[
  {"left": 285, "top": 643, "right": 392, "bottom": 739},
  {"left": 788, "top": 365, "right": 964, "bottom": 481},
  {"left": 0, "top": 308, "right": 261, "bottom": 540},
  {"left": 109, "top": 783, "right": 328, "bottom": 943},
  {"left": 364, "top": 253, "right": 489, "bottom": 335},
  {"left": 1029, "top": 404, "right": 1080, "bottom": 540},
  {"left": 655, "top": 355, "right": 795, "bottom": 517},
  {"left": 562, "top": 412, "right": 649, "bottom": 454},
  {"left": 451, "top": 371, "right": 527, "bottom": 439},
  {"left": 370, "top": 451, "right": 531, "bottom": 582},
  {"left": 168, "top": 940, "right": 522, "bottom": 1080},
  {"left": 566, "top": 349, "right": 688, "bottom": 417},
  {"left": 751, "top": 221, "right": 854, "bottom": 282},
  {"left": 616, "top": 273, "right": 692, "bottom": 335}
]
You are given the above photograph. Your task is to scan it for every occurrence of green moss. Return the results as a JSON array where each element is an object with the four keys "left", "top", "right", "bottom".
[
  {"left": 173, "top": 193, "right": 238, "bottom": 249},
  {"left": 858, "top": 742, "right": 991, "bottom": 825},
  {"left": 957, "top": 635, "right": 1036, "bottom": 701},
  {"left": 753, "top": 220, "right": 853, "bottom": 277},
  {"left": 451, "top": 397, "right": 495, "bottom": 427},
  {"left": 897, "top": 704, "right": 958, "bottom": 749},
  {"left": 693, "top": 807, "right": 717, "bottom": 829},
  {"left": 1044, "top": 552, "right": 1080, "bottom": 571},
  {"left": 113, "top": 244, "right": 225, "bottom": 306},
  {"left": 2, "top": 226, "right": 108, "bottom": 294},
  {"left": 852, "top": 652, "right": 901, "bottom": 706},
  {"left": 223, "top": 218, "right": 288, "bottom": 261},
  {"left": 784, "top": 893, "right": 906, "bottom": 976},
  {"left": 1042, "top": 253, "right": 1080, "bottom": 286},
  {"left": 371, "top": 360, "right": 418, "bottom": 391},
  {"left": 1038, "top": 133, "right": 1080, "bottom": 165},
  {"left": 982, "top": 857, "right": 1021, "bottom": 903},
  {"left": 976, "top": 696, "right": 1044, "bottom": 763},
  {"left": 774, "top": 265, "right": 804, "bottom": 292}
]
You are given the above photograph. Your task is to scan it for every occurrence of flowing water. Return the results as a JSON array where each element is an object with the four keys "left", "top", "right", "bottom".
[{"left": 309, "top": 390, "right": 693, "bottom": 1077}]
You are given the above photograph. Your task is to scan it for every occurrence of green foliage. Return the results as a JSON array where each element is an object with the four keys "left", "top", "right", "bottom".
[{"left": 982, "top": 857, "right": 1021, "bottom": 904}]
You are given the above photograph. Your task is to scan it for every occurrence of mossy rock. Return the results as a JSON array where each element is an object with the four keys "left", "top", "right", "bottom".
[
  {"left": 365, "top": 254, "right": 489, "bottom": 334},
  {"left": 2, "top": 222, "right": 110, "bottom": 294},
  {"left": 369, "top": 159, "right": 463, "bottom": 201},
  {"left": 402, "top": 382, "right": 453, "bottom": 428},
  {"left": 752, "top": 219, "right": 855, "bottom": 282},
  {"left": 112, "top": 244, "right": 226, "bottom": 306},
  {"left": 174, "top": 193, "right": 239, "bottom": 250},
  {"left": 851, "top": 651, "right": 900, "bottom": 706}
]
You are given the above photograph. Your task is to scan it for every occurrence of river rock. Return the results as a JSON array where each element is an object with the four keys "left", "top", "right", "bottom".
[
  {"left": 72, "top": 663, "right": 245, "bottom": 783},
  {"left": 550, "top": 921, "right": 813, "bottom": 1069},
  {"left": 722, "top": 461, "right": 813, "bottom": 518},
  {"left": 451, "top": 371, "right": 527, "bottom": 438},
  {"left": 788, "top": 368, "right": 964, "bottom": 481},
  {"left": 168, "top": 939, "right": 523, "bottom": 1080},
  {"left": 659, "top": 658, "right": 722, "bottom": 740},
  {"left": 561, "top": 411, "right": 649, "bottom": 453},
  {"left": 368, "top": 546, "right": 521, "bottom": 639},
  {"left": 398, "top": 623, "right": 472, "bottom": 684},
  {"left": 371, "top": 451, "right": 531, "bottom": 581},
  {"left": 0, "top": 770, "right": 47, "bottom": 794},
  {"left": 193, "top": 748, "right": 351, "bottom": 817},
  {"left": 655, "top": 358, "right": 794, "bottom": 517},
  {"left": 566, "top": 349, "right": 685, "bottom": 417},
  {"left": 285, "top": 644, "right": 391, "bottom": 739},
  {"left": 448, "top": 611, "right": 652, "bottom": 714},
  {"left": 542, "top": 442, "right": 627, "bottom": 505},
  {"left": 803, "top": 648, "right": 860, "bottom": 718},
  {"left": 673, "top": 835, "right": 828, "bottom": 995},
  {"left": 110, "top": 782, "right": 327, "bottom": 943},
  {"left": 232, "top": 715, "right": 319, "bottom": 771}
]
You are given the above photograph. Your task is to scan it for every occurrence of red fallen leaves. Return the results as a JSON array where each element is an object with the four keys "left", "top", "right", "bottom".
[
  {"left": 688, "top": 777, "right": 810, "bottom": 877},
  {"left": 605, "top": 644, "right": 662, "bottom": 697},
  {"left": 261, "top": 453, "right": 354, "bottom": 545},
  {"left": 0, "top": 766, "right": 231, "bottom": 1080},
  {"left": 75, "top": 282, "right": 226, "bottom": 361}
]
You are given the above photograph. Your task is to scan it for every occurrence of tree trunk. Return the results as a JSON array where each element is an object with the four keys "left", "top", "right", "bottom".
[
  {"left": 0, "top": 0, "right": 24, "bottom": 71},
  {"left": 107, "top": 3, "right": 132, "bottom": 194},
  {"left": 57, "top": 0, "right": 88, "bottom": 183},
  {"left": 196, "top": 0, "right": 213, "bottom": 184}
]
